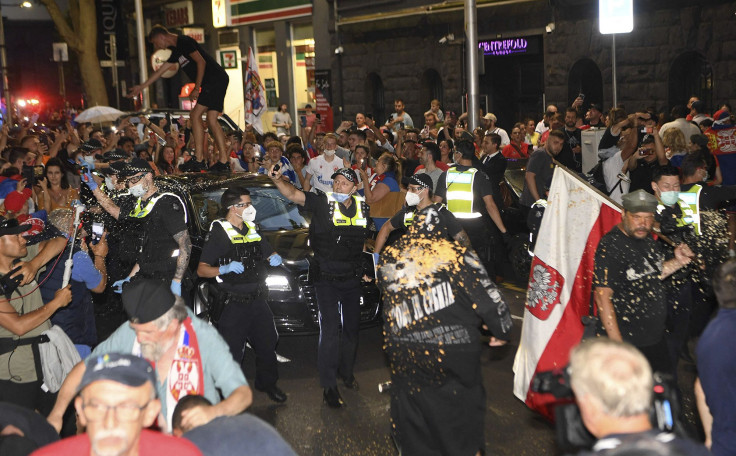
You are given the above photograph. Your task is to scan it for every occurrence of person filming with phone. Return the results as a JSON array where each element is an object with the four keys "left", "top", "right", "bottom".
[{"left": 625, "top": 126, "right": 669, "bottom": 194}]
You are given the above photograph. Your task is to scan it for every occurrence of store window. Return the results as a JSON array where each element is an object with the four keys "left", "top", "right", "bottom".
[
  {"left": 292, "top": 24, "right": 316, "bottom": 112},
  {"left": 365, "top": 72, "right": 385, "bottom": 125}
]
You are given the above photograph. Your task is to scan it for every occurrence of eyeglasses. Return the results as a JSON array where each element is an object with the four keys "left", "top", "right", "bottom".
[
  {"left": 407, "top": 185, "right": 425, "bottom": 193},
  {"left": 127, "top": 173, "right": 147, "bottom": 185},
  {"left": 229, "top": 202, "right": 251, "bottom": 209},
  {"left": 82, "top": 400, "right": 150, "bottom": 422}
]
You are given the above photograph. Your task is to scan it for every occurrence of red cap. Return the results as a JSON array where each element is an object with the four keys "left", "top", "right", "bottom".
[{"left": 4, "top": 188, "right": 32, "bottom": 213}]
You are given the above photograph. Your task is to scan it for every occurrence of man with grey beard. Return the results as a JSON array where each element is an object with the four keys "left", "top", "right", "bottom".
[
  {"left": 32, "top": 353, "right": 202, "bottom": 456},
  {"left": 47, "top": 279, "right": 252, "bottom": 434}
]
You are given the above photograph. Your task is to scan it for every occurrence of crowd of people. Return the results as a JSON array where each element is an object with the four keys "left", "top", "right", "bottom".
[{"left": 0, "top": 22, "right": 734, "bottom": 456}]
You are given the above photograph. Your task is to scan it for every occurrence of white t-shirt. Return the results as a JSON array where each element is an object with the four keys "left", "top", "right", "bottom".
[
  {"left": 602, "top": 150, "right": 629, "bottom": 205},
  {"left": 306, "top": 154, "right": 343, "bottom": 193}
]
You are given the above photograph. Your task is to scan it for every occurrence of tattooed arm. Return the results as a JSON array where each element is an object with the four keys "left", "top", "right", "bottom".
[
  {"left": 92, "top": 187, "right": 121, "bottom": 220},
  {"left": 172, "top": 229, "right": 192, "bottom": 282}
]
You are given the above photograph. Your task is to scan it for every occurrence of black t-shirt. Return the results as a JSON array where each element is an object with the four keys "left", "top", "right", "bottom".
[
  {"left": 520, "top": 149, "right": 555, "bottom": 207},
  {"left": 557, "top": 128, "right": 582, "bottom": 172},
  {"left": 199, "top": 221, "right": 274, "bottom": 294},
  {"left": 167, "top": 35, "right": 228, "bottom": 86},
  {"left": 388, "top": 203, "right": 463, "bottom": 241},
  {"left": 593, "top": 227, "right": 669, "bottom": 346},
  {"left": 302, "top": 192, "right": 368, "bottom": 273},
  {"left": 681, "top": 182, "right": 736, "bottom": 210},
  {"left": 124, "top": 193, "right": 188, "bottom": 275},
  {"left": 480, "top": 152, "right": 508, "bottom": 209},
  {"left": 628, "top": 159, "right": 662, "bottom": 194},
  {"left": 378, "top": 233, "right": 512, "bottom": 386}
]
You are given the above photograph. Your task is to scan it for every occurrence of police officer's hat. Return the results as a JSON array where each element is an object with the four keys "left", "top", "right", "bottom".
[
  {"left": 406, "top": 173, "right": 432, "bottom": 190},
  {"left": 121, "top": 158, "right": 153, "bottom": 178},
  {"left": 331, "top": 168, "right": 358, "bottom": 184},
  {"left": 621, "top": 190, "right": 658, "bottom": 213}
]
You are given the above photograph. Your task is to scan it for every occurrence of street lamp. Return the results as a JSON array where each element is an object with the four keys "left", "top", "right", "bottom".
[{"left": 0, "top": 1, "right": 32, "bottom": 124}]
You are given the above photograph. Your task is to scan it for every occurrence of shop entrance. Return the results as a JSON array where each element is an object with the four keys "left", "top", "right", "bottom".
[{"left": 478, "top": 35, "right": 544, "bottom": 131}]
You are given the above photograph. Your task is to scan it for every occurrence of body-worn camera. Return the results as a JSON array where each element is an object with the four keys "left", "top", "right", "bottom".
[{"left": 0, "top": 261, "right": 23, "bottom": 299}]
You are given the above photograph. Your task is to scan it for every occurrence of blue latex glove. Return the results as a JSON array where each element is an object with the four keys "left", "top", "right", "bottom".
[
  {"left": 170, "top": 280, "right": 181, "bottom": 297},
  {"left": 219, "top": 261, "right": 244, "bottom": 275},
  {"left": 112, "top": 277, "right": 130, "bottom": 293},
  {"left": 82, "top": 172, "right": 98, "bottom": 191},
  {"left": 269, "top": 254, "right": 283, "bottom": 267}
]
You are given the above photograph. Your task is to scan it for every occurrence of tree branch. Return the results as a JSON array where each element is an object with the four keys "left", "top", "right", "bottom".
[{"left": 38, "top": 0, "right": 81, "bottom": 50}]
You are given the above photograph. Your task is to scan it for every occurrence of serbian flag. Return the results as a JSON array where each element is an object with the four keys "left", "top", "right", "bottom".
[
  {"left": 244, "top": 47, "right": 267, "bottom": 134},
  {"left": 512, "top": 166, "right": 622, "bottom": 420}
]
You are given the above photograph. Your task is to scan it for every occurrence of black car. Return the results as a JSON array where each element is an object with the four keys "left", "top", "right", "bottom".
[{"left": 153, "top": 172, "right": 381, "bottom": 335}]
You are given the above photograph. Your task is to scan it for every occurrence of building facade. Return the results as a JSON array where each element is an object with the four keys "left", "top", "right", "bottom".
[{"left": 130, "top": 0, "right": 734, "bottom": 133}]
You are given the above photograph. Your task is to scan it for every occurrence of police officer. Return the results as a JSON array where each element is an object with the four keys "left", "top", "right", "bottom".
[
  {"left": 83, "top": 159, "right": 190, "bottom": 297},
  {"left": 433, "top": 139, "right": 510, "bottom": 279},
  {"left": 374, "top": 173, "right": 470, "bottom": 253},
  {"left": 196, "top": 186, "right": 286, "bottom": 403},
  {"left": 270, "top": 166, "right": 368, "bottom": 408}
]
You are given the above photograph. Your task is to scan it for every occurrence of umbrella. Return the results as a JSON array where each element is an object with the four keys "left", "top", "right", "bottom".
[{"left": 74, "top": 106, "right": 126, "bottom": 124}]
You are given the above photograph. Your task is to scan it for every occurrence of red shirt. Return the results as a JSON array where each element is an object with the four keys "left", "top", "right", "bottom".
[
  {"left": 31, "top": 429, "right": 203, "bottom": 456},
  {"left": 501, "top": 142, "right": 530, "bottom": 159}
]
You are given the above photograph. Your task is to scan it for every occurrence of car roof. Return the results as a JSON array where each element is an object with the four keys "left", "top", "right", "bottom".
[{"left": 154, "top": 172, "right": 276, "bottom": 194}]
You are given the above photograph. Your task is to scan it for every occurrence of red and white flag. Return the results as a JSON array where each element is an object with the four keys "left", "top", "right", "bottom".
[
  {"left": 244, "top": 47, "right": 267, "bottom": 134},
  {"left": 512, "top": 166, "right": 621, "bottom": 420}
]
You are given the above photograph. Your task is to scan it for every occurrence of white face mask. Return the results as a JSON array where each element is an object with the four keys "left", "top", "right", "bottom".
[
  {"left": 240, "top": 205, "right": 257, "bottom": 222},
  {"left": 105, "top": 177, "right": 115, "bottom": 189},
  {"left": 82, "top": 155, "right": 95, "bottom": 165},
  {"left": 333, "top": 191, "right": 352, "bottom": 203},
  {"left": 323, "top": 149, "right": 336, "bottom": 157},
  {"left": 129, "top": 183, "right": 146, "bottom": 198},
  {"left": 405, "top": 191, "right": 422, "bottom": 206}
]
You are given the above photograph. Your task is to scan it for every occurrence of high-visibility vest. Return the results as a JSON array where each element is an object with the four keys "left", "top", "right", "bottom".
[
  {"left": 326, "top": 193, "right": 368, "bottom": 227},
  {"left": 656, "top": 201, "right": 690, "bottom": 229},
  {"left": 445, "top": 167, "right": 481, "bottom": 218},
  {"left": 678, "top": 184, "right": 702, "bottom": 235},
  {"left": 210, "top": 219, "right": 261, "bottom": 243},
  {"left": 129, "top": 193, "right": 188, "bottom": 223}
]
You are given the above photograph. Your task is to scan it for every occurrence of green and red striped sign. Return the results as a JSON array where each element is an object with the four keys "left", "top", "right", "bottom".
[{"left": 229, "top": 0, "right": 312, "bottom": 26}]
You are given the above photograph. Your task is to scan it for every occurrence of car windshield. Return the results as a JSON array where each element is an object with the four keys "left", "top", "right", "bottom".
[{"left": 193, "top": 187, "right": 307, "bottom": 231}]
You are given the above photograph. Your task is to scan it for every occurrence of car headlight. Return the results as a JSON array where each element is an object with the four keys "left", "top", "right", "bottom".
[{"left": 265, "top": 275, "right": 291, "bottom": 291}]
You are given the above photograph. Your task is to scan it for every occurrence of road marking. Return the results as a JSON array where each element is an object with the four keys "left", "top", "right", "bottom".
[{"left": 501, "top": 282, "right": 526, "bottom": 293}]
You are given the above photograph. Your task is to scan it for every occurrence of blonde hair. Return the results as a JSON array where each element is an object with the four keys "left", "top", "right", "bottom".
[
  {"left": 569, "top": 338, "right": 653, "bottom": 418},
  {"left": 661, "top": 128, "right": 687, "bottom": 155}
]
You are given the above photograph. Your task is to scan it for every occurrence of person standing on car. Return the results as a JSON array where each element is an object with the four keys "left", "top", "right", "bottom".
[
  {"left": 128, "top": 25, "right": 230, "bottom": 173},
  {"left": 269, "top": 166, "right": 369, "bottom": 408},
  {"left": 196, "top": 187, "right": 287, "bottom": 403},
  {"left": 82, "top": 159, "right": 191, "bottom": 298}
]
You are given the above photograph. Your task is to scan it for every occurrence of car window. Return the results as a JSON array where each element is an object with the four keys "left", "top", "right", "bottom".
[{"left": 192, "top": 187, "right": 308, "bottom": 231}]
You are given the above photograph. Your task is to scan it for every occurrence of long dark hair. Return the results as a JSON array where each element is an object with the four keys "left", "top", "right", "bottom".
[
  {"left": 45, "top": 157, "right": 71, "bottom": 189},
  {"left": 156, "top": 146, "right": 176, "bottom": 175}
]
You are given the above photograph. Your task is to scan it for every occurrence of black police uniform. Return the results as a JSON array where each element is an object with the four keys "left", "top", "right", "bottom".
[
  {"left": 303, "top": 191, "right": 369, "bottom": 388},
  {"left": 199, "top": 219, "right": 279, "bottom": 390},
  {"left": 124, "top": 192, "right": 188, "bottom": 280}
]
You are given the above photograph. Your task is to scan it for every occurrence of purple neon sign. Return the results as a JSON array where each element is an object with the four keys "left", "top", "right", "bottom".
[{"left": 479, "top": 38, "right": 528, "bottom": 56}]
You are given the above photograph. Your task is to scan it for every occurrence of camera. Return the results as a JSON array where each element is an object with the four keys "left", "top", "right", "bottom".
[
  {"left": 0, "top": 261, "right": 23, "bottom": 299},
  {"left": 531, "top": 366, "right": 683, "bottom": 452}
]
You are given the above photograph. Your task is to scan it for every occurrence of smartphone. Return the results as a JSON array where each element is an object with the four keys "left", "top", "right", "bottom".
[
  {"left": 316, "top": 113, "right": 321, "bottom": 121},
  {"left": 21, "top": 166, "right": 34, "bottom": 188},
  {"left": 34, "top": 165, "right": 44, "bottom": 177},
  {"left": 639, "top": 148, "right": 654, "bottom": 156},
  {"left": 578, "top": 93, "right": 585, "bottom": 101},
  {"left": 91, "top": 222, "right": 104, "bottom": 245}
]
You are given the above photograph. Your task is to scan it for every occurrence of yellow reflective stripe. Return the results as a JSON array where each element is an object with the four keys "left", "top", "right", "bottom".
[
  {"left": 453, "top": 212, "right": 482, "bottom": 219},
  {"left": 678, "top": 185, "right": 702, "bottom": 235},
  {"left": 446, "top": 168, "right": 476, "bottom": 215},
  {"left": 329, "top": 194, "right": 366, "bottom": 227},
  {"left": 211, "top": 219, "right": 261, "bottom": 244}
]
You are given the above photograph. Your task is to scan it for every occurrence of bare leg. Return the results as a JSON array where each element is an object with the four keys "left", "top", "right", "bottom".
[
  {"left": 207, "top": 110, "right": 228, "bottom": 164},
  {"left": 190, "top": 103, "right": 208, "bottom": 162}
]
